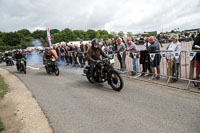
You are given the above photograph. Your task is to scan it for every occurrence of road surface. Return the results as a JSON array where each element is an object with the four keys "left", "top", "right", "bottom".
[{"left": 1, "top": 64, "right": 200, "bottom": 133}]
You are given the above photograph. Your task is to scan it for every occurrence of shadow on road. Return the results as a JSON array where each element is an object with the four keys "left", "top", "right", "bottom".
[{"left": 72, "top": 80, "right": 115, "bottom": 92}]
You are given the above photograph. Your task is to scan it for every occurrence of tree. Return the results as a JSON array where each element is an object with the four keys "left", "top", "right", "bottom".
[
  {"left": 32, "top": 30, "right": 46, "bottom": 39},
  {"left": 97, "top": 30, "right": 109, "bottom": 40},
  {"left": 127, "top": 32, "right": 133, "bottom": 37},
  {"left": 50, "top": 29, "right": 60, "bottom": 35},
  {"left": 110, "top": 32, "right": 117, "bottom": 37},
  {"left": 118, "top": 31, "right": 124, "bottom": 38},
  {"left": 73, "top": 30, "right": 87, "bottom": 41},
  {"left": 171, "top": 30, "right": 175, "bottom": 33},
  {"left": 2, "top": 32, "right": 24, "bottom": 46},
  {"left": 86, "top": 29, "right": 97, "bottom": 40},
  {"left": 17, "top": 29, "right": 31, "bottom": 37}
]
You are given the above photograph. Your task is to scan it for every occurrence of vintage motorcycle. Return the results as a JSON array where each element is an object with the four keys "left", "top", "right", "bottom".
[
  {"left": 16, "top": 58, "right": 26, "bottom": 74},
  {"left": 45, "top": 58, "right": 59, "bottom": 76},
  {"left": 6, "top": 56, "right": 14, "bottom": 66},
  {"left": 83, "top": 57, "right": 124, "bottom": 91}
]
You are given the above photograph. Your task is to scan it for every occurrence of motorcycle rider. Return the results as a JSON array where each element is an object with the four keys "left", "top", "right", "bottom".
[
  {"left": 43, "top": 47, "right": 57, "bottom": 69},
  {"left": 87, "top": 38, "right": 108, "bottom": 64},
  {"left": 14, "top": 50, "right": 26, "bottom": 71},
  {"left": 86, "top": 38, "right": 108, "bottom": 81},
  {"left": 4, "top": 51, "right": 13, "bottom": 65}
]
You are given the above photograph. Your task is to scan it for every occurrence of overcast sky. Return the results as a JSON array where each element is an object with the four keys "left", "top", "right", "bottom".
[{"left": 0, "top": 0, "right": 200, "bottom": 33}]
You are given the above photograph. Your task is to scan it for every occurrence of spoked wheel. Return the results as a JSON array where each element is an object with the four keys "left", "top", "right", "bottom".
[
  {"left": 54, "top": 66, "right": 59, "bottom": 76},
  {"left": 86, "top": 73, "right": 95, "bottom": 83},
  {"left": 46, "top": 66, "right": 50, "bottom": 74},
  {"left": 20, "top": 64, "right": 26, "bottom": 74},
  {"left": 109, "top": 70, "right": 124, "bottom": 91},
  {"left": 23, "top": 65, "right": 26, "bottom": 74}
]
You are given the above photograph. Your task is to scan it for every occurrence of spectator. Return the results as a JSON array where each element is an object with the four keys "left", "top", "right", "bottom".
[
  {"left": 125, "top": 37, "right": 138, "bottom": 75},
  {"left": 140, "top": 37, "right": 152, "bottom": 76},
  {"left": 116, "top": 38, "right": 126, "bottom": 71},
  {"left": 148, "top": 36, "right": 161, "bottom": 80},
  {"left": 192, "top": 33, "right": 200, "bottom": 84},
  {"left": 78, "top": 41, "right": 86, "bottom": 67},
  {"left": 166, "top": 34, "right": 181, "bottom": 82}
]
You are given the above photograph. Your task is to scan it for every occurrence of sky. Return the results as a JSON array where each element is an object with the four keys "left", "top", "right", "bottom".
[{"left": 0, "top": 0, "right": 200, "bottom": 33}]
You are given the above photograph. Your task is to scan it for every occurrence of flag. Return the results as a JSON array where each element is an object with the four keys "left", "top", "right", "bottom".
[
  {"left": 150, "top": 53, "right": 156, "bottom": 61},
  {"left": 189, "top": 51, "right": 197, "bottom": 61},
  {"left": 47, "top": 28, "right": 52, "bottom": 48}
]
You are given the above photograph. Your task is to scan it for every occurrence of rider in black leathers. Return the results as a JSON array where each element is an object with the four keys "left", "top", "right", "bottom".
[{"left": 14, "top": 50, "right": 26, "bottom": 70}]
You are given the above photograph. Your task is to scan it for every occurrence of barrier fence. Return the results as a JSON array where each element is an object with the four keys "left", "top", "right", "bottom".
[{"left": 109, "top": 50, "right": 200, "bottom": 90}]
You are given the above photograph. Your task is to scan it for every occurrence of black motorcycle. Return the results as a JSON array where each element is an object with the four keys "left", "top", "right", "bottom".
[
  {"left": 45, "top": 58, "right": 59, "bottom": 76},
  {"left": 6, "top": 56, "right": 14, "bottom": 66},
  {"left": 0, "top": 56, "right": 2, "bottom": 64},
  {"left": 83, "top": 57, "right": 124, "bottom": 91},
  {"left": 16, "top": 59, "right": 26, "bottom": 74}
]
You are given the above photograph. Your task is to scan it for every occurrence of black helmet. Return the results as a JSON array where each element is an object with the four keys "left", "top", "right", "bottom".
[{"left": 92, "top": 38, "right": 99, "bottom": 47}]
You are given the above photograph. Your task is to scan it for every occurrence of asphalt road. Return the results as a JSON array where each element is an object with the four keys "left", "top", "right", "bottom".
[{"left": 1, "top": 63, "right": 200, "bottom": 133}]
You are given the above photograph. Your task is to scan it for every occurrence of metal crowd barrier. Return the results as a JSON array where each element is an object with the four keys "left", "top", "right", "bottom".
[{"left": 109, "top": 50, "right": 200, "bottom": 90}]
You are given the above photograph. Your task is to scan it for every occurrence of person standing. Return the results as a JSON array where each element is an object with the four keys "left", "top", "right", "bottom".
[
  {"left": 148, "top": 37, "right": 161, "bottom": 80},
  {"left": 166, "top": 34, "right": 181, "bottom": 82},
  {"left": 140, "top": 37, "right": 152, "bottom": 76},
  {"left": 125, "top": 37, "right": 138, "bottom": 75},
  {"left": 116, "top": 38, "right": 126, "bottom": 71}
]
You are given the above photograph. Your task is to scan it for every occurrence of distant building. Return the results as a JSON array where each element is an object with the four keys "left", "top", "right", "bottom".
[{"left": 185, "top": 28, "right": 200, "bottom": 33}]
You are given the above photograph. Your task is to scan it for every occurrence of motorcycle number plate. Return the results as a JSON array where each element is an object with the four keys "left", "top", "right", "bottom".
[
  {"left": 8, "top": 56, "right": 12, "bottom": 58},
  {"left": 21, "top": 61, "right": 24, "bottom": 63},
  {"left": 110, "top": 59, "right": 115, "bottom": 64},
  {"left": 52, "top": 59, "right": 56, "bottom": 61}
]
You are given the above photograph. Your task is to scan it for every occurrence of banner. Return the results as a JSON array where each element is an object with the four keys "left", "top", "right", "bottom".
[
  {"left": 47, "top": 28, "right": 52, "bottom": 48},
  {"left": 150, "top": 53, "right": 156, "bottom": 61},
  {"left": 133, "top": 53, "right": 137, "bottom": 59},
  {"left": 161, "top": 52, "right": 166, "bottom": 59},
  {"left": 189, "top": 51, "right": 197, "bottom": 61},
  {"left": 174, "top": 52, "right": 180, "bottom": 60},
  {"left": 126, "top": 52, "right": 130, "bottom": 56}
]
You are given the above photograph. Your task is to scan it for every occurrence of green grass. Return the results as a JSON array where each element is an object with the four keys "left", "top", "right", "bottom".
[
  {"left": 0, "top": 75, "right": 8, "bottom": 132},
  {"left": 0, "top": 119, "right": 4, "bottom": 132},
  {"left": 0, "top": 75, "right": 8, "bottom": 99}
]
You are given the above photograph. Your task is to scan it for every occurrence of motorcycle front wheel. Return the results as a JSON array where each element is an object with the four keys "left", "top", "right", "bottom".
[
  {"left": 86, "top": 73, "right": 95, "bottom": 83},
  {"left": 109, "top": 70, "right": 124, "bottom": 91},
  {"left": 54, "top": 66, "right": 59, "bottom": 76}
]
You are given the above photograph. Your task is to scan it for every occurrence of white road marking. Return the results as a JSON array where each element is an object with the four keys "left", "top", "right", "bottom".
[{"left": 27, "top": 66, "right": 40, "bottom": 70}]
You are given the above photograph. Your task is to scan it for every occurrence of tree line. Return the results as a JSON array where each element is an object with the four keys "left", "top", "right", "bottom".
[
  {"left": 0, "top": 28, "right": 130, "bottom": 52},
  {"left": 0, "top": 27, "right": 184, "bottom": 52}
]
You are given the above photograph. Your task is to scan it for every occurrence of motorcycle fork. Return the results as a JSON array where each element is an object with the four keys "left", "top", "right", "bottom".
[{"left": 101, "top": 66, "right": 104, "bottom": 77}]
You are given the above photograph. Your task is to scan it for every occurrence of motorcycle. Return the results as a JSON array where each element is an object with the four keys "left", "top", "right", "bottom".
[
  {"left": 16, "top": 58, "right": 26, "bottom": 74},
  {"left": 45, "top": 58, "right": 59, "bottom": 76},
  {"left": 6, "top": 56, "right": 14, "bottom": 66},
  {"left": 83, "top": 57, "right": 124, "bottom": 91},
  {"left": 0, "top": 56, "right": 2, "bottom": 64}
]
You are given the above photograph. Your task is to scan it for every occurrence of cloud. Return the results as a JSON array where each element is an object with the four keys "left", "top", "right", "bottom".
[{"left": 0, "top": 0, "right": 200, "bottom": 33}]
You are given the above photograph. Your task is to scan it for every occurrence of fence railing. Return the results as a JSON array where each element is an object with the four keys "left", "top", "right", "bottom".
[{"left": 109, "top": 50, "right": 200, "bottom": 90}]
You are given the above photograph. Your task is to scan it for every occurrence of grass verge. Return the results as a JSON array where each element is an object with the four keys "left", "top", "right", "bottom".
[
  {"left": 0, "top": 75, "right": 8, "bottom": 99},
  {"left": 0, "top": 119, "right": 4, "bottom": 132},
  {"left": 0, "top": 75, "right": 8, "bottom": 132}
]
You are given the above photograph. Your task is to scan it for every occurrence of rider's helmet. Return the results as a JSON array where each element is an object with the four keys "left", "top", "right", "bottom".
[
  {"left": 45, "top": 47, "right": 50, "bottom": 52},
  {"left": 92, "top": 38, "right": 99, "bottom": 47}
]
